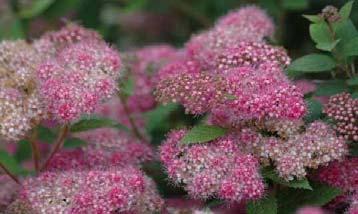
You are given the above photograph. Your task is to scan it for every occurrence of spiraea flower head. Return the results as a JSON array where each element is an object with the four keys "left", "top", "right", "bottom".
[
  {"left": 160, "top": 129, "right": 265, "bottom": 202},
  {"left": 20, "top": 167, "right": 163, "bottom": 213},
  {"left": 324, "top": 92, "right": 358, "bottom": 141},
  {"left": 0, "top": 40, "right": 45, "bottom": 141},
  {"left": 255, "top": 121, "right": 348, "bottom": 180},
  {"left": 34, "top": 23, "right": 101, "bottom": 58},
  {"left": 37, "top": 40, "right": 121, "bottom": 122},
  {"left": 295, "top": 206, "right": 326, "bottom": 214}
]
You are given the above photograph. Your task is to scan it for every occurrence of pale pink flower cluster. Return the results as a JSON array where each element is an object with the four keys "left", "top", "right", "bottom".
[
  {"left": 295, "top": 206, "right": 326, "bottom": 214},
  {"left": 241, "top": 121, "right": 347, "bottom": 180},
  {"left": 19, "top": 167, "right": 163, "bottom": 213},
  {"left": 160, "top": 130, "right": 265, "bottom": 201},
  {"left": 36, "top": 39, "right": 121, "bottom": 122},
  {"left": 0, "top": 40, "right": 44, "bottom": 141},
  {"left": 324, "top": 92, "right": 358, "bottom": 141}
]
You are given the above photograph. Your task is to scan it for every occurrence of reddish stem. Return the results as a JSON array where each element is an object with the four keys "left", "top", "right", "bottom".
[
  {"left": 0, "top": 162, "right": 21, "bottom": 185},
  {"left": 40, "top": 125, "right": 69, "bottom": 171},
  {"left": 29, "top": 130, "right": 40, "bottom": 173}
]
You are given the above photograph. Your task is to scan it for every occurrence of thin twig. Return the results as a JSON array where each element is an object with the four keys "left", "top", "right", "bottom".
[
  {"left": 40, "top": 125, "right": 69, "bottom": 171},
  {"left": 118, "top": 92, "right": 145, "bottom": 141},
  {"left": 0, "top": 162, "right": 21, "bottom": 185},
  {"left": 29, "top": 129, "right": 40, "bottom": 173}
]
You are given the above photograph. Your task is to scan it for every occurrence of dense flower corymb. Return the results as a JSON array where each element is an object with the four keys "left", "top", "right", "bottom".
[
  {"left": 0, "top": 40, "right": 44, "bottom": 141},
  {"left": 37, "top": 40, "right": 121, "bottom": 122},
  {"left": 324, "top": 92, "right": 358, "bottom": 141},
  {"left": 19, "top": 168, "right": 163, "bottom": 213},
  {"left": 160, "top": 129, "right": 265, "bottom": 201}
]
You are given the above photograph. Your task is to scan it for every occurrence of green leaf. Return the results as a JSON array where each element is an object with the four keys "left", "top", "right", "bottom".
[
  {"left": 304, "top": 98, "right": 323, "bottom": 123},
  {"left": 350, "top": 143, "right": 358, "bottom": 156},
  {"left": 15, "top": 140, "right": 31, "bottom": 162},
  {"left": 19, "top": 0, "right": 55, "bottom": 18},
  {"left": 43, "top": 0, "right": 81, "bottom": 18},
  {"left": 37, "top": 126, "right": 56, "bottom": 144},
  {"left": 277, "top": 183, "right": 342, "bottom": 214},
  {"left": 262, "top": 167, "right": 313, "bottom": 190},
  {"left": 247, "top": 193, "right": 277, "bottom": 214},
  {"left": 289, "top": 54, "right": 336, "bottom": 73},
  {"left": 0, "top": 150, "right": 24, "bottom": 175},
  {"left": 121, "top": 77, "right": 134, "bottom": 96},
  {"left": 282, "top": 0, "right": 308, "bottom": 10},
  {"left": 145, "top": 103, "right": 178, "bottom": 132},
  {"left": 339, "top": 0, "right": 355, "bottom": 19},
  {"left": 333, "top": 19, "right": 358, "bottom": 52},
  {"left": 64, "top": 138, "right": 87, "bottom": 148},
  {"left": 70, "top": 117, "right": 128, "bottom": 132},
  {"left": 352, "top": 92, "right": 358, "bottom": 98},
  {"left": 181, "top": 125, "right": 228, "bottom": 144},
  {"left": 347, "top": 77, "right": 358, "bottom": 86},
  {"left": 343, "top": 36, "right": 358, "bottom": 56},
  {"left": 309, "top": 22, "right": 332, "bottom": 44},
  {"left": 314, "top": 80, "right": 347, "bottom": 96},
  {"left": 303, "top": 15, "right": 323, "bottom": 23},
  {"left": 316, "top": 39, "right": 340, "bottom": 51}
]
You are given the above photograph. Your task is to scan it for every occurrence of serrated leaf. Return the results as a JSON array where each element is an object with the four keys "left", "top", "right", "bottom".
[
  {"left": 64, "top": 138, "right": 87, "bottom": 148},
  {"left": 339, "top": 0, "right": 355, "bottom": 19},
  {"left": 289, "top": 54, "right": 336, "bottom": 73},
  {"left": 19, "top": 0, "right": 55, "bottom": 18},
  {"left": 343, "top": 36, "right": 358, "bottom": 56},
  {"left": 303, "top": 15, "right": 323, "bottom": 23},
  {"left": 304, "top": 98, "right": 323, "bottom": 123},
  {"left": 277, "top": 182, "right": 342, "bottom": 214},
  {"left": 261, "top": 167, "right": 313, "bottom": 190},
  {"left": 282, "top": 0, "right": 308, "bottom": 10},
  {"left": 314, "top": 80, "right": 347, "bottom": 96},
  {"left": 181, "top": 125, "right": 228, "bottom": 144},
  {"left": 70, "top": 117, "right": 128, "bottom": 132},
  {"left": 247, "top": 193, "right": 277, "bottom": 214}
]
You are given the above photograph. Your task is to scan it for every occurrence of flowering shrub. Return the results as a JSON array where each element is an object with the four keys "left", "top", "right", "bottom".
[{"left": 0, "top": 1, "right": 357, "bottom": 214}]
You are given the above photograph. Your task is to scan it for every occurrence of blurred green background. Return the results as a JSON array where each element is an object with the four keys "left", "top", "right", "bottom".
[{"left": 1, "top": 0, "right": 357, "bottom": 57}]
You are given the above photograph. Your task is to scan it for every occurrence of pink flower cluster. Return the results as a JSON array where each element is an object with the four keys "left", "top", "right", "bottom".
[
  {"left": 36, "top": 29, "right": 121, "bottom": 122},
  {"left": 155, "top": 6, "right": 306, "bottom": 123},
  {"left": 18, "top": 167, "right": 163, "bottom": 213},
  {"left": 324, "top": 92, "right": 358, "bottom": 141},
  {"left": 46, "top": 128, "right": 153, "bottom": 171},
  {"left": 0, "top": 40, "right": 44, "bottom": 141},
  {"left": 160, "top": 130, "right": 265, "bottom": 201}
]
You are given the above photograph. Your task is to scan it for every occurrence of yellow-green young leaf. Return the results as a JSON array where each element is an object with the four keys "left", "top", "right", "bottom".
[
  {"left": 181, "top": 125, "right": 228, "bottom": 144},
  {"left": 339, "top": 0, "right": 355, "bottom": 19},
  {"left": 289, "top": 54, "right": 336, "bottom": 73},
  {"left": 303, "top": 15, "right": 323, "bottom": 23},
  {"left": 261, "top": 167, "right": 313, "bottom": 190},
  {"left": 70, "top": 117, "right": 128, "bottom": 132},
  {"left": 282, "top": 0, "right": 308, "bottom": 10},
  {"left": 19, "top": 0, "right": 55, "bottom": 18},
  {"left": 343, "top": 37, "right": 358, "bottom": 56},
  {"left": 304, "top": 98, "right": 323, "bottom": 123},
  {"left": 247, "top": 193, "right": 277, "bottom": 214},
  {"left": 314, "top": 80, "right": 347, "bottom": 96}
]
